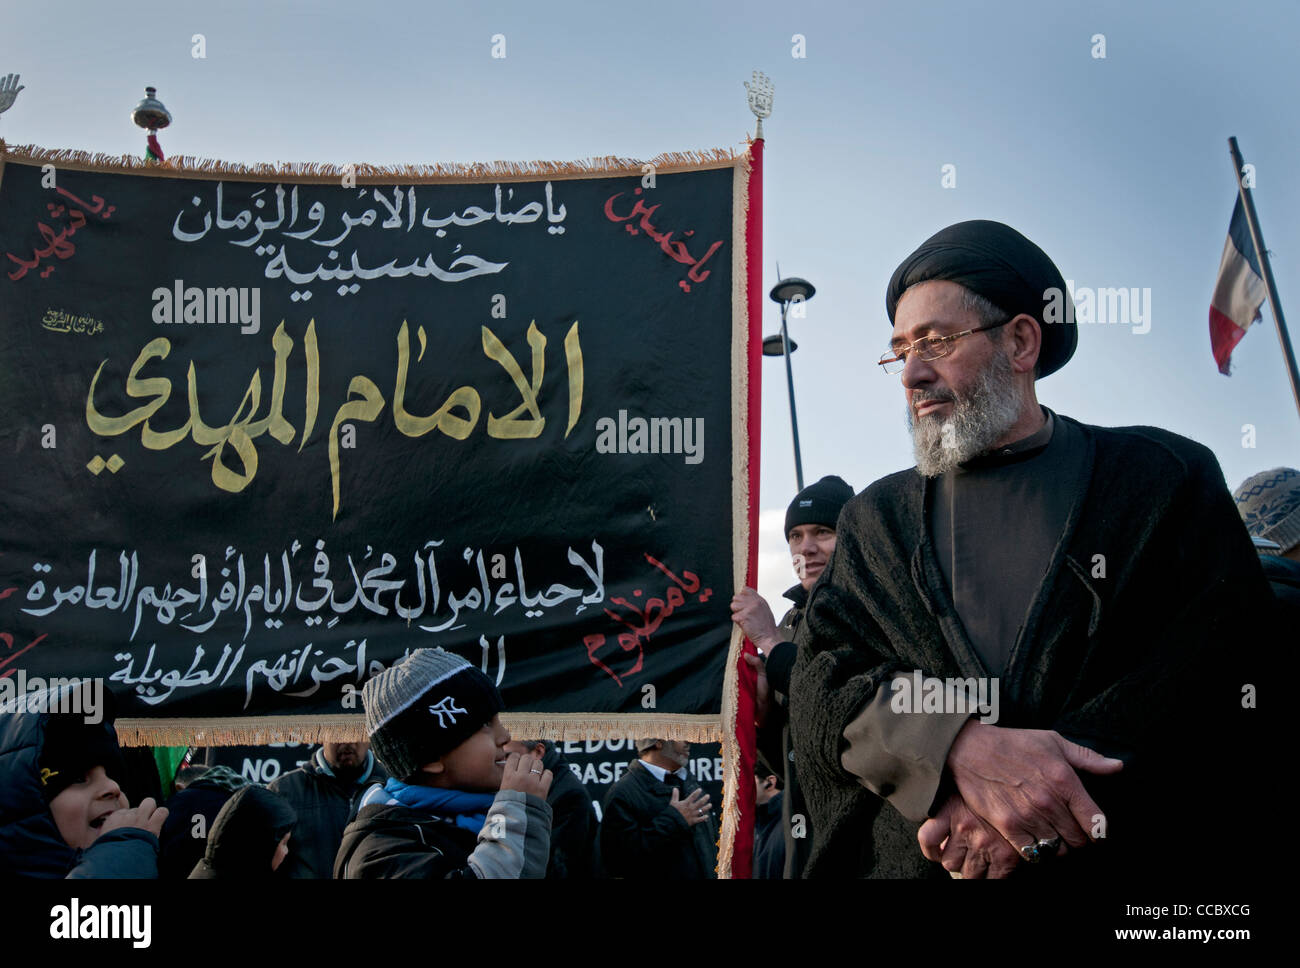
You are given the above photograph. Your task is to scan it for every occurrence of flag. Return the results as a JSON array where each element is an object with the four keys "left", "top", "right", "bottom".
[{"left": 1209, "top": 197, "right": 1267, "bottom": 375}]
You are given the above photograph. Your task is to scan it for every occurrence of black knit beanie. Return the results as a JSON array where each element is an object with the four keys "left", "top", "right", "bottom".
[
  {"left": 784, "top": 475, "right": 854, "bottom": 538},
  {"left": 38, "top": 692, "right": 124, "bottom": 802}
]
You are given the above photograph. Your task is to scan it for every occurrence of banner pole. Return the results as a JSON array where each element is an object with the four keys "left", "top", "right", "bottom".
[{"left": 1228, "top": 136, "right": 1300, "bottom": 422}]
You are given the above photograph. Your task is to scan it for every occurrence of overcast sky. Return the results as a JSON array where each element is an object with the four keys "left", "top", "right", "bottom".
[{"left": 3, "top": 0, "right": 1297, "bottom": 608}]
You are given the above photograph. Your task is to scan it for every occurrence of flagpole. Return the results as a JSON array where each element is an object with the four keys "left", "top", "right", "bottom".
[{"left": 1227, "top": 136, "right": 1300, "bottom": 419}]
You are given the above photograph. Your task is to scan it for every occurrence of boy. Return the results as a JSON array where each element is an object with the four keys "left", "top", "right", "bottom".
[
  {"left": 0, "top": 685, "right": 168, "bottom": 878},
  {"left": 335, "top": 649, "right": 553, "bottom": 878}
]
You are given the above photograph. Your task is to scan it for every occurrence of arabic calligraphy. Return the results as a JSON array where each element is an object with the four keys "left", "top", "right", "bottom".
[
  {"left": 6, "top": 186, "right": 117, "bottom": 281},
  {"left": 84, "top": 317, "right": 585, "bottom": 519},
  {"left": 582, "top": 553, "right": 712, "bottom": 686},
  {"left": 170, "top": 181, "right": 569, "bottom": 297},
  {"left": 22, "top": 539, "right": 607, "bottom": 646},
  {"left": 602, "top": 187, "right": 724, "bottom": 293},
  {"left": 42, "top": 308, "right": 105, "bottom": 336}
]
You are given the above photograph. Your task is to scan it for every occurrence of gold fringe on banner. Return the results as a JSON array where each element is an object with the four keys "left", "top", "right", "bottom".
[
  {"left": 113, "top": 713, "right": 723, "bottom": 748},
  {"left": 500, "top": 713, "right": 721, "bottom": 743},
  {"left": 715, "top": 143, "right": 754, "bottom": 879},
  {"left": 0, "top": 139, "right": 740, "bottom": 185},
  {"left": 113, "top": 715, "right": 371, "bottom": 748}
]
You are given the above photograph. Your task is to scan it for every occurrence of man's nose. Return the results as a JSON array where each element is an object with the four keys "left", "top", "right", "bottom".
[{"left": 900, "top": 349, "right": 937, "bottom": 389}]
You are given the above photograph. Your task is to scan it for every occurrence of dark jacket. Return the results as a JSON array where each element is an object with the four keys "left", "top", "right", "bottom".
[
  {"left": 1261, "top": 553, "right": 1300, "bottom": 620},
  {"left": 158, "top": 766, "right": 248, "bottom": 879},
  {"left": 188, "top": 785, "right": 297, "bottom": 879},
  {"left": 752, "top": 791, "right": 785, "bottom": 879},
  {"left": 599, "top": 759, "right": 717, "bottom": 879},
  {"left": 791, "top": 418, "right": 1272, "bottom": 879},
  {"left": 755, "top": 585, "right": 811, "bottom": 878},
  {"left": 268, "top": 749, "right": 386, "bottom": 878},
  {"left": 539, "top": 744, "right": 596, "bottom": 879},
  {"left": 0, "top": 697, "right": 159, "bottom": 879},
  {"left": 335, "top": 787, "right": 552, "bottom": 879}
]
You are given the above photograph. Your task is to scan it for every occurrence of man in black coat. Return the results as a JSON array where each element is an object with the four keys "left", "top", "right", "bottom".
[
  {"left": 791, "top": 220, "right": 1270, "bottom": 880},
  {"left": 506, "top": 738, "right": 596, "bottom": 878},
  {"left": 599, "top": 738, "right": 716, "bottom": 879},
  {"left": 731, "top": 474, "right": 853, "bottom": 878},
  {"left": 268, "top": 741, "right": 386, "bottom": 878}
]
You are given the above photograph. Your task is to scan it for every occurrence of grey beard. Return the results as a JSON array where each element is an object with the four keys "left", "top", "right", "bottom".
[{"left": 907, "top": 349, "right": 1023, "bottom": 478}]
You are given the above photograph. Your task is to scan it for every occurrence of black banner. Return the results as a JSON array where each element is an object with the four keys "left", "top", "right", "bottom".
[{"left": 0, "top": 151, "right": 748, "bottom": 735}]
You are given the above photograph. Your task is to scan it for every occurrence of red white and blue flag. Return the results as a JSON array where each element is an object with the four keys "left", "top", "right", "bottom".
[{"left": 1209, "top": 197, "right": 1268, "bottom": 375}]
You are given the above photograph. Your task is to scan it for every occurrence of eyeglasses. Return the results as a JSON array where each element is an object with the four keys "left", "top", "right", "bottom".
[{"left": 878, "top": 319, "right": 1012, "bottom": 374}]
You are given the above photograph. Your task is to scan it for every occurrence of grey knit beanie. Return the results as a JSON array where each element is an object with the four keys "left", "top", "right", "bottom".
[
  {"left": 1234, "top": 467, "right": 1300, "bottom": 554},
  {"left": 361, "top": 649, "right": 504, "bottom": 780}
]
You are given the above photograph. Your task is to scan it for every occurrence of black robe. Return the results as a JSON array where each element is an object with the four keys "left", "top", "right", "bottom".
[{"left": 790, "top": 416, "right": 1271, "bottom": 879}]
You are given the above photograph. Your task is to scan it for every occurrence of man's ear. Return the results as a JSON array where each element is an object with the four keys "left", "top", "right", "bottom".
[
  {"left": 417, "top": 760, "right": 445, "bottom": 777},
  {"left": 1006, "top": 313, "right": 1042, "bottom": 375}
]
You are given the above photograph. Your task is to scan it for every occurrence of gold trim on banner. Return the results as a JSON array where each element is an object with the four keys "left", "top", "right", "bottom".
[
  {"left": 0, "top": 139, "right": 740, "bottom": 185},
  {"left": 499, "top": 713, "right": 722, "bottom": 743},
  {"left": 715, "top": 142, "right": 753, "bottom": 879},
  {"left": 113, "top": 713, "right": 724, "bottom": 748}
]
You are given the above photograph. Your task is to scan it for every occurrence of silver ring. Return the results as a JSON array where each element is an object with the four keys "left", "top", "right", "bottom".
[
  {"left": 1018, "top": 837, "right": 1062, "bottom": 863},
  {"left": 529, "top": 767, "right": 543, "bottom": 775}
]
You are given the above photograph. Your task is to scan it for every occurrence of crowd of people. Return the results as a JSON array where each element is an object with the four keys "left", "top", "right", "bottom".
[
  {"left": 2, "top": 220, "right": 1288, "bottom": 880},
  {"left": 0, "top": 651, "right": 723, "bottom": 879}
]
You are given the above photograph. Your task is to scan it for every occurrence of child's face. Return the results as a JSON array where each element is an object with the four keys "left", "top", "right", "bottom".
[
  {"left": 429, "top": 714, "right": 512, "bottom": 792},
  {"left": 49, "top": 765, "right": 127, "bottom": 850}
]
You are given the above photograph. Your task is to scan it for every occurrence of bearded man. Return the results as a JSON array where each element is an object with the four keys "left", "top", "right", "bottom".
[
  {"left": 789, "top": 220, "right": 1269, "bottom": 880},
  {"left": 268, "top": 741, "right": 386, "bottom": 878}
]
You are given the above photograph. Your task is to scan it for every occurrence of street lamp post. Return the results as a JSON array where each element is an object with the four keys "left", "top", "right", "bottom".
[{"left": 767, "top": 276, "right": 815, "bottom": 491}]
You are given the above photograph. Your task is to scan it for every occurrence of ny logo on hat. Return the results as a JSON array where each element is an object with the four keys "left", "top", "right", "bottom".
[{"left": 427, "top": 696, "right": 468, "bottom": 727}]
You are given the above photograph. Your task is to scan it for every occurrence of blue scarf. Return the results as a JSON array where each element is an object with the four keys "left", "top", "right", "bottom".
[{"left": 366, "top": 777, "right": 495, "bottom": 833}]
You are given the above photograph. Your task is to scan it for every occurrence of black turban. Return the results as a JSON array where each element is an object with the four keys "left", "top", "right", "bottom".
[{"left": 885, "top": 220, "right": 1076, "bottom": 378}]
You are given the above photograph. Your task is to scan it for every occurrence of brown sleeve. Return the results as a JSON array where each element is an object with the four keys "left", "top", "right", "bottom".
[{"left": 839, "top": 674, "right": 973, "bottom": 822}]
